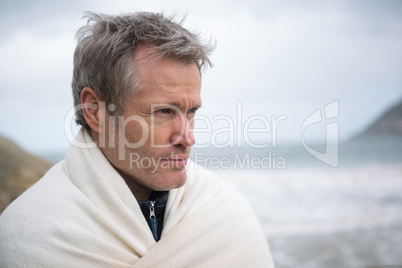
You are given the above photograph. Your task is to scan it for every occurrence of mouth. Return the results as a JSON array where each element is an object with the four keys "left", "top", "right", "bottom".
[{"left": 161, "top": 155, "right": 189, "bottom": 168}]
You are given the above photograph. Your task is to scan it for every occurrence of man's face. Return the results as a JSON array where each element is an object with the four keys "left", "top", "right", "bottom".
[{"left": 101, "top": 46, "right": 201, "bottom": 194}]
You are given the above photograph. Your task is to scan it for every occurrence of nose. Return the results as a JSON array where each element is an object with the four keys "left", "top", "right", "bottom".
[{"left": 170, "top": 116, "right": 195, "bottom": 147}]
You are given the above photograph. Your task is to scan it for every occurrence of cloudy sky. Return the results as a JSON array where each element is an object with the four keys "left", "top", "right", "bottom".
[{"left": 1, "top": 0, "right": 401, "bottom": 154}]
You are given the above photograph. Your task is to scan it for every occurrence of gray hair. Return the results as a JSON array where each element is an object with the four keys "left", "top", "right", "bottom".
[{"left": 72, "top": 11, "right": 214, "bottom": 129}]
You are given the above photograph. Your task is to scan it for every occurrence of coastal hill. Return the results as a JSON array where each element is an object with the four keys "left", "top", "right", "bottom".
[
  {"left": 0, "top": 135, "right": 51, "bottom": 213},
  {"left": 352, "top": 99, "right": 402, "bottom": 141}
]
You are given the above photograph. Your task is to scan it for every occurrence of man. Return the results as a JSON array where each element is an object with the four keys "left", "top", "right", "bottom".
[{"left": 0, "top": 12, "right": 274, "bottom": 267}]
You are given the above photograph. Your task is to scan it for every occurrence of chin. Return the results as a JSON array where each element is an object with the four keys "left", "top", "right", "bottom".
[{"left": 154, "top": 171, "right": 187, "bottom": 191}]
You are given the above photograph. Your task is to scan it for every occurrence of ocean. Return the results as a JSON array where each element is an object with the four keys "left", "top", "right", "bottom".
[{"left": 208, "top": 141, "right": 402, "bottom": 268}]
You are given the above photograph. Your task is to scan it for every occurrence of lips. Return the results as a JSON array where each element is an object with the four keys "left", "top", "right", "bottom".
[{"left": 161, "top": 155, "right": 189, "bottom": 167}]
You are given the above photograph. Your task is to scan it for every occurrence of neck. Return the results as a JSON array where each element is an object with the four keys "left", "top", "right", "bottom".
[{"left": 116, "top": 169, "right": 153, "bottom": 201}]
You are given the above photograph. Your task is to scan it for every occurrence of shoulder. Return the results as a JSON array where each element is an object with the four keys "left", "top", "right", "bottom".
[
  {"left": 1, "top": 161, "right": 70, "bottom": 218},
  {"left": 0, "top": 161, "right": 80, "bottom": 265},
  {"left": 164, "top": 162, "right": 274, "bottom": 267},
  {"left": 184, "top": 161, "right": 255, "bottom": 215}
]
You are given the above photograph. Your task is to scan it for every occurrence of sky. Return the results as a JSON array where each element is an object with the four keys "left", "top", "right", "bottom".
[{"left": 1, "top": 0, "right": 402, "bottom": 154}]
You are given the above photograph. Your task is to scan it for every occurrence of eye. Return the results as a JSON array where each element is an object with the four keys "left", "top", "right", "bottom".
[
  {"left": 188, "top": 107, "right": 198, "bottom": 114},
  {"left": 156, "top": 108, "right": 172, "bottom": 114}
]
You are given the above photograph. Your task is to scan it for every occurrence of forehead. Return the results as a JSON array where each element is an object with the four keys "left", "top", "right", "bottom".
[
  {"left": 133, "top": 46, "right": 201, "bottom": 89},
  {"left": 128, "top": 46, "right": 201, "bottom": 107}
]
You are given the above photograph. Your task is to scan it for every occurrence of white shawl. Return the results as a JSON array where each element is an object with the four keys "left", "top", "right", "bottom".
[{"left": 0, "top": 129, "right": 274, "bottom": 267}]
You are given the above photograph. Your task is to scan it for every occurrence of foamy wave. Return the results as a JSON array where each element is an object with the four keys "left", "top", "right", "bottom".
[{"left": 217, "top": 163, "right": 402, "bottom": 236}]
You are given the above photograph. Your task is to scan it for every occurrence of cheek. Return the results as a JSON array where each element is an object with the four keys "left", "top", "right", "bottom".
[
  {"left": 151, "top": 125, "right": 173, "bottom": 145},
  {"left": 123, "top": 120, "right": 150, "bottom": 144}
]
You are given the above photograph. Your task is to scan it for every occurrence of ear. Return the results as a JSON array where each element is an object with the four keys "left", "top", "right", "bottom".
[{"left": 81, "top": 87, "right": 102, "bottom": 133}]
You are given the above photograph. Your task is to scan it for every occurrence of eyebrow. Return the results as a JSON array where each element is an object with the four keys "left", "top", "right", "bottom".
[{"left": 160, "top": 101, "right": 202, "bottom": 110}]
